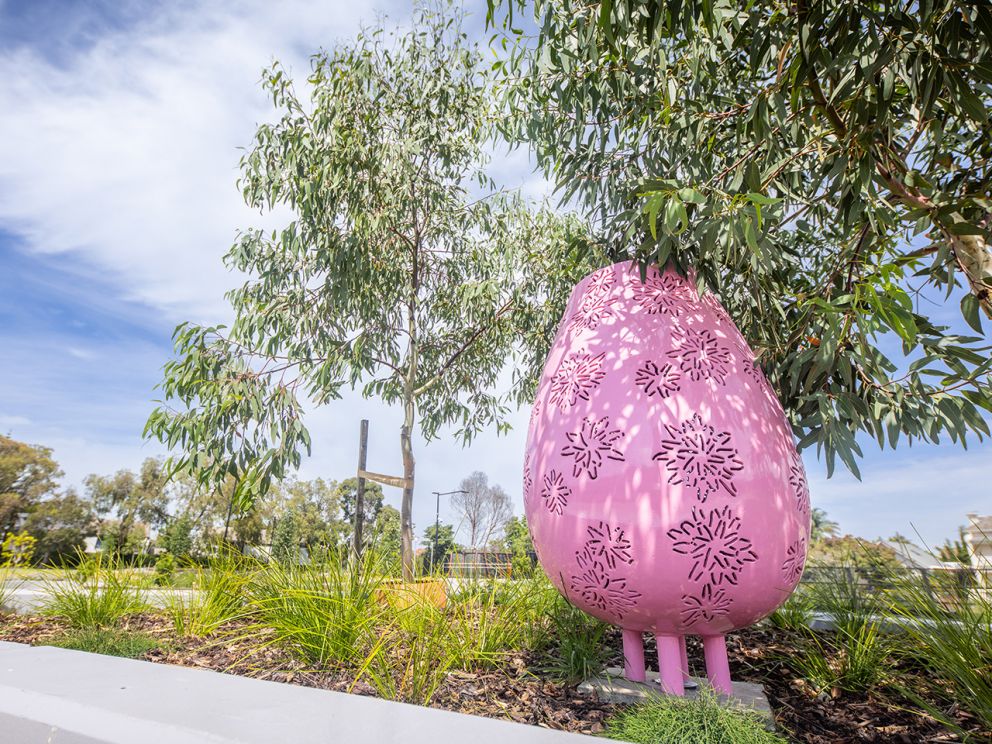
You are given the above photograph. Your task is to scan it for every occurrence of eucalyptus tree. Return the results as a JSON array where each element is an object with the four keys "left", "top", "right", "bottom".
[
  {"left": 490, "top": 0, "right": 992, "bottom": 474},
  {"left": 145, "top": 7, "right": 593, "bottom": 579}
]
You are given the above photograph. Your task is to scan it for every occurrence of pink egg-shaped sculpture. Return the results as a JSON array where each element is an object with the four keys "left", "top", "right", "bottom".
[{"left": 523, "top": 261, "right": 811, "bottom": 696}]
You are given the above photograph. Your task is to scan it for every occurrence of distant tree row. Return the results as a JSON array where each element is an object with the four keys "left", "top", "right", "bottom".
[{"left": 0, "top": 434, "right": 528, "bottom": 568}]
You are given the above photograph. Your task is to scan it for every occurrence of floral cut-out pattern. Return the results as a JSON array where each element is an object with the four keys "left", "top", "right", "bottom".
[
  {"left": 540, "top": 470, "right": 570, "bottom": 516},
  {"left": 653, "top": 414, "right": 743, "bottom": 501},
  {"left": 668, "top": 505, "right": 758, "bottom": 586},
  {"left": 632, "top": 272, "right": 693, "bottom": 316},
  {"left": 570, "top": 521, "right": 640, "bottom": 619},
  {"left": 561, "top": 416, "right": 625, "bottom": 479},
  {"left": 668, "top": 328, "right": 732, "bottom": 384},
  {"left": 549, "top": 351, "right": 607, "bottom": 410},
  {"left": 634, "top": 359, "right": 681, "bottom": 399}
]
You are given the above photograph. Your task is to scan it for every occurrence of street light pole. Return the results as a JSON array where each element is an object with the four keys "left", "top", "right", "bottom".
[{"left": 430, "top": 489, "right": 467, "bottom": 572}]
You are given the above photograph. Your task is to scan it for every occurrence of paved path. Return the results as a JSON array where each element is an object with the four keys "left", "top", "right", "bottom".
[{"left": 2, "top": 579, "right": 199, "bottom": 614}]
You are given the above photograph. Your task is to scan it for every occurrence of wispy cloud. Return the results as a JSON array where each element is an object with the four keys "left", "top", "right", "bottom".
[{"left": 0, "top": 0, "right": 401, "bottom": 322}]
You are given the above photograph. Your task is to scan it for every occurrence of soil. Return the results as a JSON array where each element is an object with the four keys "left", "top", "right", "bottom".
[{"left": 1, "top": 612, "right": 987, "bottom": 743}]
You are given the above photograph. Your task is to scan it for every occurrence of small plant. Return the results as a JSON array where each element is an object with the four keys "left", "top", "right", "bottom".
[
  {"left": 766, "top": 588, "right": 812, "bottom": 631},
  {"left": 154, "top": 553, "right": 176, "bottom": 586},
  {"left": 885, "top": 563, "right": 992, "bottom": 733},
  {"left": 786, "top": 566, "right": 893, "bottom": 695},
  {"left": 355, "top": 603, "right": 456, "bottom": 705},
  {"left": 544, "top": 594, "right": 610, "bottom": 683},
  {"left": 1, "top": 531, "right": 37, "bottom": 567},
  {"left": 43, "top": 553, "right": 147, "bottom": 628},
  {"left": 248, "top": 548, "right": 385, "bottom": 667},
  {"left": 49, "top": 627, "right": 160, "bottom": 658},
  {"left": 0, "top": 567, "right": 22, "bottom": 612},
  {"left": 165, "top": 551, "right": 252, "bottom": 638},
  {"left": 603, "top": 689, "right": 786, "bottom": 744}
]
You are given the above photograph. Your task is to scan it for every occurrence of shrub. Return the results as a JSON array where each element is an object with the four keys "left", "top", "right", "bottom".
[
  {"left": 154, "top": 553, "right": 176, "bottom": 586},
  {"left": 43, "top": 553, "right": 147, "bottom": 628},
  {"left": 1, "top": 531, "right": 37, "bottom": 566},
  {"left": 604, "top": 690, "right": 786, "bottom": 744},
  {"left": 49, "top": 627, "right": 159, "bottom": 658}
]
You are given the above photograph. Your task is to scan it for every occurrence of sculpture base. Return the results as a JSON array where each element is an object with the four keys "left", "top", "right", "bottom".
[{"left": 578, "top": 667, "right": 772, "bottom": 722}]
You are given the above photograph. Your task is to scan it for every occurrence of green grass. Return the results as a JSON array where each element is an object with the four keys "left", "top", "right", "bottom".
[
  {"left": 603, "top": 690, "right": 786, "bottom": 744},
  {"left": 42, "top": 554, "right": 147, "bottom": 628},
  {"left": 788, "top": 570, "right": 893, "bottom": 694},
  {"left": 165, "top": 555, "right": 253, "bottom": 638},
  {"left": 0, "top": 567, "right": 21, "bottom": 612},
  {"left": 543, "top": 594, "right": 610, "bottom": 683},
  {"left": 48, "top": 627, "right": 160, "bottom": 658},
  {"left": 884, "top": 566, "right": 992, "bottom": 733},
  {"left": 247, "top": 550, "right": 386, "bottom": 667}
]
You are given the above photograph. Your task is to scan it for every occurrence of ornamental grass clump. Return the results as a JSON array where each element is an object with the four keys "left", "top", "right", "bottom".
[
  {"left": 354, "top": 601, "right": 457, "bottom": 706},
  {"left": 165, "top": 552, "right": 254, "bottom": 638},
  {"left": 885, "top": 562, "right": 992, "bottom": 733},
  {"left": 603, "top": 689, "right": 786, "bottom": 744},
  {"left": 42, "top": 553, "right": 147, "bottom": 628},
  {"left": 789, "top": 567, "right": 893, "bottom": 695},
  {"left": 248, "top": 548, "right": 386, "bottom": 667}
]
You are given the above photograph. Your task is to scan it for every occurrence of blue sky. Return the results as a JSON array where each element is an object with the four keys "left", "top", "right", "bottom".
[{"left": 0, "top": 0, "right": 988, "bottom": 548}]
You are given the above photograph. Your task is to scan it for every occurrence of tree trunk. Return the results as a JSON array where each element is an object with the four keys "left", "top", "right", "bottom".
[{"left": 400, "top": 398, "right": 416, "bottom": 581}]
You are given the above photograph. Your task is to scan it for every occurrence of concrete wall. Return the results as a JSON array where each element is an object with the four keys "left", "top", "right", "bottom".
[{"left": 0, "top": 642, "right": 598, "bottom": 744}]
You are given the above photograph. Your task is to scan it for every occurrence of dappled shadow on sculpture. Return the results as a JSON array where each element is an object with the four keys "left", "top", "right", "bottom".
[{"left": 524, "top": 261, "right": 811, "bottom": 696}]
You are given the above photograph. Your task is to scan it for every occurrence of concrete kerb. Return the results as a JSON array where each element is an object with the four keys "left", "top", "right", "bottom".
[{"left": 0, "top": 641, "right": 600, "bottom": 744}]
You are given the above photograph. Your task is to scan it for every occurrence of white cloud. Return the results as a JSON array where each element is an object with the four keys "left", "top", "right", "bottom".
[
  {"left": 805, "top": 445, "right": 991, "bottom": 548},
  {"left": 0, "top": 0, "right": 401, "bottom": 323}
]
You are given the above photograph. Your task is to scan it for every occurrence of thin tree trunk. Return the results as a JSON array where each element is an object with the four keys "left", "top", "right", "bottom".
[{"left": 400, "top": 408, "right": 416, "bottom": 581}]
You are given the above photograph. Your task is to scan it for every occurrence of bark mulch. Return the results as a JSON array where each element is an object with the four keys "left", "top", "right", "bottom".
[{"left": 1, "top": 612, "right": 987, "bottom": 743}]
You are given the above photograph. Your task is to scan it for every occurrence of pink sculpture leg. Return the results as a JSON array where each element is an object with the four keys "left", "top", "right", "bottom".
[
  {"left": 622, "top": 628, "right": 646, "bottom": 682},
  {"left": 678, "top": 635, "right": 690, "bottom": 683},
  {"left": 656, "top": 634, "right": 684, "bottom": 696},
  {"left": 702, "top": 635, "right": 732, "bottom": 695}
]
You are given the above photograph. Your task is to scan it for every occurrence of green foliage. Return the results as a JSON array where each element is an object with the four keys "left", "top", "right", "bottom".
[
  {"left": 23, "top": 491, "right": 95, "bottom": 565},
  {"left": 49, "top": 627, "right": 159, "bottom": 659},
  {"left": 0, "top": 434, "right": 62, "bottom": 536},
  {"left": 790, "top": 571, "right": 893, "bottom": 694},
  {"left": 0, "top": 567, "right": 20, "bottom": 612},
  {"left": 86, "top": 458, "right": 170, "bottom": 557},
  {"left": 422, "top": 523, "right": 457, "bottom": 573},
  {"left": 603, "top": 690, "right": 787, "bottom": 744},
  {"left": 502, "top": 515, "right": 536, "bottom": 577},
  {"left": 356, "top": 603, "right": 455, "bottom": 706},
  {"left": 544, "top": 595, "right": 610, "bottom": 683},
  {"left": 153, "top": 552, "right": 176, "bottom": 586},
  {"left": 161, "top": 513, "right": 194, "bottom": 558},
  {"left": 372, "top": 506, "right": 403, "bottom": 573},
  {"left": 1, "top": 530, "right": 36, "bottom": 566},
  {"left": 490, "top": 0, "right": 992, "bottom": 474},
  {"left": 144, "top": 3, "right": 598, "bottom": 580},
  {"left": 248, "top": 549, "right": 386, "bottom": 667},
  {"left": 270, "top": 511, "right": 302, "bottom": 564},
  {"left": 766, "top": 588, "right": 813, "bottom": 632},
  {"left": 42, "top": 554, "right": 147, "bottom": 628},
  {"left": 165, "top": 554, "right": 251, "bottom": 638}
]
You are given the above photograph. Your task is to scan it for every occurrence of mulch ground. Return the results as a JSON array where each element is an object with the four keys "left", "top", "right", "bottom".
[{"left": 1, "top": 612, "right": 987, "bottom": 743}]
